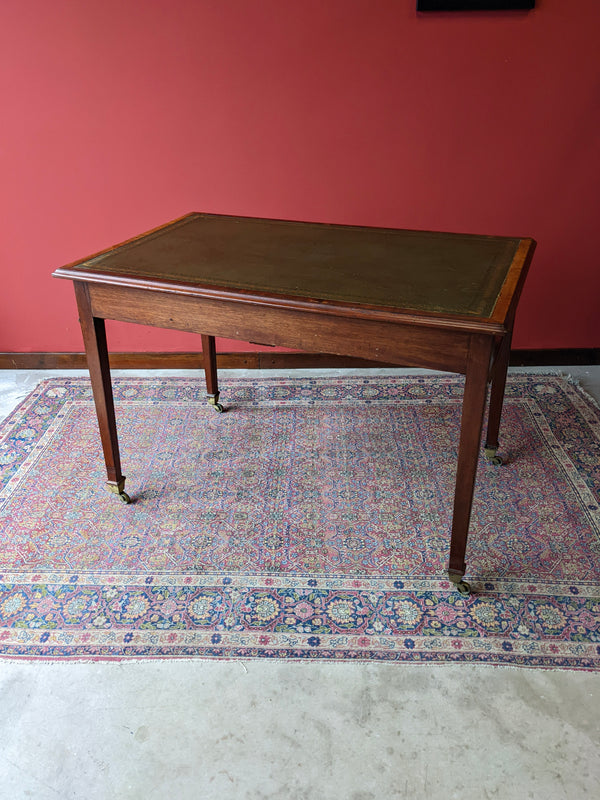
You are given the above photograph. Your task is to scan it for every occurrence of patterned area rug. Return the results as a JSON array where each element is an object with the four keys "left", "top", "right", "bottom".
[{"left": 1, "top": 374, "right": 599, "bottom": 668}]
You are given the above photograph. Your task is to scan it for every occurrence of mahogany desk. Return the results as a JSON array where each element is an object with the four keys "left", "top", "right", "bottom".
[{"left": 54, "top": 213, "right": 536, "bottom": 594}]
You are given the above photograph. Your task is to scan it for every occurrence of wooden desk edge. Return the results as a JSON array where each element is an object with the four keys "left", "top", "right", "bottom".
[
  {"left": 491, "top": 237, "right": 537, "bottom": 326},
  {"left": 53, "top": 267, "right": 508, "bottom": 337}
]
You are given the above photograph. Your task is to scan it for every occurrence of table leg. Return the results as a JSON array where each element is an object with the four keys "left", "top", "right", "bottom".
[
  {"left": 448, "top": 335, "right": 493, "bottom": 594},
  {"left": 74, "top": 282, "right": 130, "bottom": 503},
  {"left": 484, "top": 331, "right": 512, "bottom": 466},
  {"left": 201, "top": 334, "right": 224, "bottom": 412}
]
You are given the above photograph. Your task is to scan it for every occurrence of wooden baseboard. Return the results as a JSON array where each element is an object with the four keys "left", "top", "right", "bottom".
[
  {"left": 509, "top": 349, "right": 600, "bottom": 366},
  {"left": 1, "top": 349, "right": 599, "bottom": 370}
]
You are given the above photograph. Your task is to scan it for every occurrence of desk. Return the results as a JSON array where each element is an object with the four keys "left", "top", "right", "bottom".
[{"left": 53, "top": 213, "right": 536, "bottom": 594}]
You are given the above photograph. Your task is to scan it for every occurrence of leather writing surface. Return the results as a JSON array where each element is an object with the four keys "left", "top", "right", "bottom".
[{"left": 79, "top": 214, "right": 520, "bottom": 318}]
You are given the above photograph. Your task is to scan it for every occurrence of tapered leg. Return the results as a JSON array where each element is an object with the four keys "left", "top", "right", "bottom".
[
  {"left": 448, "top": 334, "right": 493, "bottom": 593},
  {"left": 74, "top": 282, "right": 130, "bottom": 502},
  {"left": 484, "top": 330, "right": 512, "bottom": 465},
  {"left": 201, "top": 334, "right": 224, "bottom": 411}
]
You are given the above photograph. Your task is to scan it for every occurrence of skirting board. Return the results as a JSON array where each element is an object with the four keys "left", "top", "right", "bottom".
[{"left": 1, "top": 349, "right": 599, "bottom": 370}]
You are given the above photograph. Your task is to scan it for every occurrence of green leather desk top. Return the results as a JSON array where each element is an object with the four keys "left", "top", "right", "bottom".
[{"left": 66, "top": 213, "right": 523, "bottom": 318}]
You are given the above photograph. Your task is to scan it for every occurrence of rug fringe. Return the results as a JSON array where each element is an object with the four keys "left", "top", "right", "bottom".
[
  {"left": 561, "top": 372, "right": 600, "bottom": 411},
  {"left": 0, "top": 654, "right": 594, "bottom": 672}
]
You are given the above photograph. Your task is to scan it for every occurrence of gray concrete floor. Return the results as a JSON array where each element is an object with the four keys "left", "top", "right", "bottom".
[{"left": 1, "top": 367, "right": 599, "bottom": 800}]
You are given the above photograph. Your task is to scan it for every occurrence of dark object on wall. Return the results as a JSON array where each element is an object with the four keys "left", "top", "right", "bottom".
[{"left": 418, "top": 1, "right": 534, "bottom": 10}]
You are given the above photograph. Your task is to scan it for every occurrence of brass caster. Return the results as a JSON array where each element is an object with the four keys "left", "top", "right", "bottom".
[
  {"left": 484, "top": 446, "right": 503, "bottom": 466},
  {"left": 449, "top": 573, "right": 472, "bottom": 596},
  {"left": 208, "top": 394, "right": 225, "bottom": 412},
  {"left": 106, "top": 479, "right": 130, "bottom": 504}
]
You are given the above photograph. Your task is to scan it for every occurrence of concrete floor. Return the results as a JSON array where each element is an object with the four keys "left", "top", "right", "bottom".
[{"left": 1, "top": 367, "right": 599, "bottom": 800}]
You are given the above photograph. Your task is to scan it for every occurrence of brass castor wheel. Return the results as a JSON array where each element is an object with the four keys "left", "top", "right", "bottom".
[
  {"left": 208, "top": 394, "right": 225, "bottom": 412},
  {"left": 484, "top": 446, "right": 503, "bottom": 466},
  {"left": 450, "top": 574, "right": 472, "bottom": 595},
  {"left": 106, "top": 480, "right": 130, "bottom": 504}
]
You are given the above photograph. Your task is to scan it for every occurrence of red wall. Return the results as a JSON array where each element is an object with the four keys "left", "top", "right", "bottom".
[{"left": 1, "top": 0, "right": 598, "bottom": 353}]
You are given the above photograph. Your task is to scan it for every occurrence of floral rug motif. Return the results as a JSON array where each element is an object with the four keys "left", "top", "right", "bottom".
[{"left": 0, "top": 374, "right": 599, "bottom": 668}]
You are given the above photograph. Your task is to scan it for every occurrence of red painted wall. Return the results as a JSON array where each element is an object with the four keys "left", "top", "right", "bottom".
[{"left": 1, "top": 0, "right": 598, "bottom": 353}]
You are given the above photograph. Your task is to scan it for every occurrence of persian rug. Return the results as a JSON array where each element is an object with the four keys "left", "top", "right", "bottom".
[{"left": 0, "top": 373, "right": 599, "bottom": 668}]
